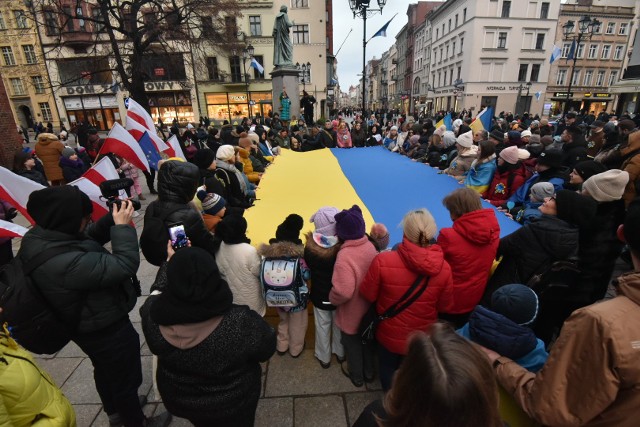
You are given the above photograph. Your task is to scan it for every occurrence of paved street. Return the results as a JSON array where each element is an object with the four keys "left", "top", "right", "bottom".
[{"left": 11, "top": 190, "right": 382, "bottom": 427}]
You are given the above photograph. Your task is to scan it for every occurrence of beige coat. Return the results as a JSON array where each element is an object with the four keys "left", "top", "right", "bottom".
[
  {"left": 496, "top": 271, "right": 640, "bottom": 426},
  {"left": 35, "top": 133, "right": 64, "bottom": 182},
  {"left": 621, "top": 130, "right": 640, "bottom": 207}
]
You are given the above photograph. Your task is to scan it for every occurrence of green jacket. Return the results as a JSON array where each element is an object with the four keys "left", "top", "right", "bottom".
[{"left": 18, "top": 215, "right": 140, "bottom": 334}]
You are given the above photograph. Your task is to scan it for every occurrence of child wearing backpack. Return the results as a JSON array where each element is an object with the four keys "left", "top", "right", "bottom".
[{"left": 258, "top": 214, "right": 309, "bottom": 357}]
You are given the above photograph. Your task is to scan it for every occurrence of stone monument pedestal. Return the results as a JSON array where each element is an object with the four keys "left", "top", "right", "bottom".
[{"left": 271, "top": 67, "right": 300, "bottom": 123}]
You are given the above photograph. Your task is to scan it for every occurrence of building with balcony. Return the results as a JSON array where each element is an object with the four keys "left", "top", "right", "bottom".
[
  {"left": 0, "top": 0, "right": 61, "bottom": 131},
  {"left": 429, "top": 0, "right": 560, "bottom": 115},
  {"left": 610, "top": 0, "right": 640, "bottom": 115},
  {"left": 545, "top": 0, "right": 636, "bottom": 117}
]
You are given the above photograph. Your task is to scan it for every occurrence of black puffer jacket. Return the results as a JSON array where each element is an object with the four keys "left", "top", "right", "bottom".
[
  {"left": 18, "top": 216, "right": 140, "bottom": 334},
  {"left": 561, "top": 138, "right": 589, "bottom": 170},
  {"left": 304, "top": 231, "right": 341, "bottom": 310},
  {"left": 484, "top": 215, "right": 578, "bottom": 299},
  {"left": 146, "top": 161, "right": 216, "bottom": 256}
]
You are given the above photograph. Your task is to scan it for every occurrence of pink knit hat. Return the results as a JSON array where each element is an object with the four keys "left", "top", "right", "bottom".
[{"left": 499, "top": 146, "right": 520, "bottom": 164}]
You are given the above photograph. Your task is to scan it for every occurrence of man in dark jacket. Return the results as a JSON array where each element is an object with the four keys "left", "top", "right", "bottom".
[
  {"left": 19, "top": 186, "right": 170, "bottom": 427},
  {"left": 560, "top": 125, "right": 589, "bottom": 170}
]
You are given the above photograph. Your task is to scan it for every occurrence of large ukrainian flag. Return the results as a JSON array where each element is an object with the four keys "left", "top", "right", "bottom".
[{"left": 245, "top": 147, "right": 520, "bottom": 246}]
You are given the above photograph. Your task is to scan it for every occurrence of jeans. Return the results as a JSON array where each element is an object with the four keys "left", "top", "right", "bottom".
[
  {"left": 313, "top": 307, "right": 344, "bottom": 364},
  {"left": 378, "top": 344, "right": 403, "bottom": 392},
  {"left": 74, "top": 319, "right": 145, "bottom": 427},
  {"left": 341, "top": 332, "right": 375, "bottom": 383}
]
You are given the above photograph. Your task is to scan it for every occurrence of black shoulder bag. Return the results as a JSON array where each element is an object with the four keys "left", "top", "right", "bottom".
[{"left": 359, "top": 275, "right": 429, "bottom": 344}]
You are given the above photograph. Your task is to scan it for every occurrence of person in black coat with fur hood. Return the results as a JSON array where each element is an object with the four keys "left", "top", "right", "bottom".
[{"left": 304, "top": 207, "right": 344, "bottom": 369}]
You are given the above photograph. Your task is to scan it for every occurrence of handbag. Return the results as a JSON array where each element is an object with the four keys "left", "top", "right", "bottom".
[{"left": 359, "top": 275, "right": 429, "bottom": 344}]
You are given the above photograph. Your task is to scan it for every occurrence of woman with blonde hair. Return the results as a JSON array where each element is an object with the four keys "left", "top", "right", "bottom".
[
  {"left": 354, "top": 323, "right": 503, "bottom": 427},
  {"left": 34, "top": 133, "right": 65, "bottom": 185},
  {"left": 360, "top": 209, "right": 453, "bottom": 391}
]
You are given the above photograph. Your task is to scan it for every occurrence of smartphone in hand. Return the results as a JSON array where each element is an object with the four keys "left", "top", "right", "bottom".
[{"left": 168, "top": 223, "right": 189, "bottom": 250}]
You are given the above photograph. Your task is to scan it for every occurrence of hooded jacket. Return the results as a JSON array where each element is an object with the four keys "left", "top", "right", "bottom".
[
  {"left": 215, "top": 242, "right": 265, "bottom": 316},
  {"left": 443, "top": 146, "right": 478, "bottom": 177},
  {"left": 621, "top": 130, "right": 640, "bottom": 206},
  {"left": 483, "top": 162, "right": 529, "bottom": 206},
  {"left": 359, "top": 239, "right": 453, "bottom": 354},
  {"left": 561, "top": 137, "right": 589, "bottom": 170},
  {"left": 146, "top": 160, "right": 217, "bottom": 256},
  {"left": 304, "top": 231, "right": 341, "bottom": 310},
  {"left": 34, "top": 137, "right": 64, "bottom": 182},
  {"left": 437, "top": 209, "right": 500, "bottom": 314},
  {"left": 508, "top": 167, "right": 568, "bottom": 206},
  {"left": 458, "top": 306, "right": 548, "bottom": 372},
  {"left": 496, "top": 272, "right": 640, "bottom": 427}
]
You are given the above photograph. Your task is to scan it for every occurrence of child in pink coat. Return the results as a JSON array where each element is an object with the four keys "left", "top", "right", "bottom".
[{"left": 329, "top": 205, "right": 378, "bottom": 387}]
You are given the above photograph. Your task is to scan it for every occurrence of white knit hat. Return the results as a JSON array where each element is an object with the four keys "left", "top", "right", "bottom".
[
  {"left": 521, "top": 130, "right": 532, "bottom": 138},
  {"left": 582, "top": 170, "right": 630, "bottom": 202},
  {"left": 517, "top": 148, "right": 531, "bottom": 160},
  {"left": 216, "top": 145, "right": 235, "bottom": 161},
  {"left": 456, "top": 130, "right": 473, "bottom": 148}
]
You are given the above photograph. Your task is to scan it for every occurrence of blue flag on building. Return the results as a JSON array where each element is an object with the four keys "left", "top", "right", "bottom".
[
  {"left": 250, "top": 58, "right": 264, "bottom": 75},
  {"left": 138, "top": 131, "right": 162, "bottom": 170},
  {"left": 371, "top": 14, "right": 397, "bottom": 39},
  {"left": 549, "top": 45, "right": 562, "bottom": 64}
]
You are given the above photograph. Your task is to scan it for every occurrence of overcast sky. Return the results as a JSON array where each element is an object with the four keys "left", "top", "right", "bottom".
[{"left": 333, "top": 1, "right": 441, "bottom": 91}]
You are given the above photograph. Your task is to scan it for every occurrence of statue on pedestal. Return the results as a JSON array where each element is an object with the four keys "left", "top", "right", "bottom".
[{"left": 273, "top": 6, "right": 294, "bottom": 68}]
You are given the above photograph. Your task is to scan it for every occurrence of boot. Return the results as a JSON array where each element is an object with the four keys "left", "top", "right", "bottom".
[
  {"left": 138, "top": 193, "right": 146, "bottom": 201},
  {"left": 143, "top": 412, "right": 172, "bottom": 427},
  {"left": 149, "top": 186, "right": 158, "bottom": 195},
  {"left": 108, "top": 395, "right": 148, "bottom": 427}
]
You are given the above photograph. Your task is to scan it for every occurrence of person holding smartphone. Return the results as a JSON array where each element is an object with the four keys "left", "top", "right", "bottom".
[{"left": 19, "top": 186, "right": 171, "bottom": 427}]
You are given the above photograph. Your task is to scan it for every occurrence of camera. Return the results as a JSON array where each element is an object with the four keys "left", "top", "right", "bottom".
[{"left": 99, "top": 178, "right": 141, "bottom": 211}]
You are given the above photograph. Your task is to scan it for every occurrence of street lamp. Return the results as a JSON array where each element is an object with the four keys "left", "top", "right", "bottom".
[
  {"left": 233, "top": 43, "right": 255, "bottom": 119},
  {"left": 515, "top": 81, "right": 532, "bottom": 116},
  {"left": 296, "top": 62, "right": 311, "bottom": 92},
  {"left": 349, "top": 0, "right": 386, "bottom": 116},
  {"left": 561, "top": 15, "right": 599, "bottom": 119}
]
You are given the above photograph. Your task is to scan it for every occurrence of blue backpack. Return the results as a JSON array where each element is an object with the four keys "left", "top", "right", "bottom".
[{"left": 260, "top": 257, "right": 308, "bottom": 310}]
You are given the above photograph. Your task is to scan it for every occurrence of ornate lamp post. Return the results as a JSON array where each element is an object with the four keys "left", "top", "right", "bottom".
[
  {"left": 561, "top": 15, "right": 599, "bottom": 119},
  {"left": 296, "top": 62, "right": 311, "bottom": 92},
  {"left": 515, "top": 81, "right": 532, "bottom": 116},
  {"left": 233, "top": 43, "right": 255, "bottom": 119},
  {"left": 349, "top": 0, "right": 386, "bottom": 116}
]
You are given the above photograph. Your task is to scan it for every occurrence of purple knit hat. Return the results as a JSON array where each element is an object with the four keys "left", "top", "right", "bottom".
[
  {"left": 310, "top": 206, "right": 340, "bottom": 236},
  {"left": 335, "top": 205, "right": 366, "bottom": 241}
]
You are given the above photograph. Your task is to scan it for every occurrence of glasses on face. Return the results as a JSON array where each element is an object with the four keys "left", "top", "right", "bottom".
[{"left": 549, "top": 195, "right": 556, "bottom": 202}]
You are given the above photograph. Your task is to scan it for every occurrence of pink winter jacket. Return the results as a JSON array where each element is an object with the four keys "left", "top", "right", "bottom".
[{"left": 329, "top": 236, "right": 378, "bottom": 334}]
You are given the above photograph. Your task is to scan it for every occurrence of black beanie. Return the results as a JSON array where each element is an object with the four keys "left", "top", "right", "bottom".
[
  {"left": 215, "top": 214, "right": 250, "bottom": 244},
  {"left": 150, "top": 247, "right": 233, "bottom": 325},
  {"left": 491, "top": 284, "right": 539, "bottom": 326},
  {"left": 573, "top": 160, "right": 606, "bottom": 181},
  {"left": 555, "top": 190, "right": 597, "bottom": 228},
  {"left": 193, "top": 148, "right": 216, "bottom": 170},
  {"left": 270, "top": 214, "right": 304, "bottom": 244},
  {"left": 27, "top": 186, "right": 93, "bottom": 235}
]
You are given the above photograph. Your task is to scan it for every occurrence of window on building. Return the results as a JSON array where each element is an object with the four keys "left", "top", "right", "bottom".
[
  {"left": 225, "top": 16, "right": 237, "bottom": 39},
  {"left": 535, "top": 33, "right": 545, "bottom": 50},
  {"left": 43, "top": 9, "right": 58, "bottom": 35},
  {"left": 501, "top": 1, "right": 511, "bottom": 18},
  {"left": 460, "top": 37, "right": 464, "bottom": 53},
  {"left": 497, "top": 32, "right": 507, "bottom": 49},
  {"left": 561, "top": 43, "right": 571, "bottom": 58},
  {"left": 449, "top": 70, "right": 453, "bottom": 85},
  {"left": 165, "top": 10, "right": 183, "bottom": 36},
  {"left": 455, "top": 14, "right": 458, "bottom": 27},
  {"left": 619, "top": 23, "right": 629, "bottom": 35},
  {"left": 442, "top": 24, "right": 445, "bottom": 35},
  {"left": 446, "top": 45, "right": 449, "bottom": 58},
  {"left": 540, "top": 2, "right": 549, "bottom": 19},
  {"left": 22, "top": 45, "right": 37, "bottom": 64},
  {"left": 249, "top": 16, "right": 261, "bottom": 36},
  {"left": 293, "top": 24, "right": 309, "bottom": 44},
  {"left": 440, "top": 48, "right": 443, "bottom": 62},
  {"left": 576, "top": 43, "right": 585, "bottom": 58},
  {"left": 122, "top": 8, "right": 134, "bottom": 33},
  {"left": 443, "top": 70, "right": 447, "bottom": 85},
  {"left": 436, "top": 29, "right": 439, "bottom": 39},
  {"left": 583, "top": 70, "right": 593, "bottom": 86},
  {"left": 292, "top": 0, "right": 309, "bottom": 7},
  {"left": 571, "top": 69, "right": 581, "bottom": 86},
  {"left": 9, "top": 78, "right": 25, "bottom": 96},
  {"left": 14, "top": 10, "right": 27, "bottom": 29},
  {"left": 588, "top": 44, "right": 598, "bottom": 59},
  {"left": 595, "top": 70, "right": 605, "bottom": 86},
  {"left": 609, "top": 70, "right": 618, "bottom": 86},
  {"left": 206, "top": 57, "right": 219, "bottom": 80},
  {"left": 92, "top": 8, "right": 105, "bottom": 32},
  {"left": 253, "top": 54, "right": 264, "bottom": 79},
  {"left": 556, "top": 69, "right": 567, "bottom": 85},
  {"left": 0, "top": 12, "right": 6, "bottom": 30},
  {"left": 452, "top": 41, "right": 456, "bottom": 57},
  {"left": 606, "top": 22, "right": 615, "bottom": 35},
  {"left": 463, "top": 8, "right": 467, "bottom": 22},
  {"left": 592, "top": 21, "right": 602, "bottom": 34},
  {"left": 1, "top": 46, "right": 15, "bottom": 66},
  {"left": 530, "top": 64, "right": 540, "bottom": 82},
  {"left": 143, "top": 11, "right": 158, "bottom": 28},
  {"left": 518, "top": 64, "right": 528, "bottom": 81},
  {"left": 457, "top": 66, "right": 461, "bottom": 80},
  {"left": 614, "top": 45, "right": 624, "bottom": 60},
  {"left": 62, "top": 6, "right": 75, "bottom": 32},
  {"left": 229, "top": 56, "right": 242, "bottom": 82},
  {"left": 601, "top": 44, "right": 611, "bottom": 59},
  {"left": 448, "top": 19, "right": 451, "bottom": 32},
  {"left": 39, "top": 102, "right": 52, "bottom": 121},
  {"left": 31, "top": 75, "right": 45, "bottom": 93}
]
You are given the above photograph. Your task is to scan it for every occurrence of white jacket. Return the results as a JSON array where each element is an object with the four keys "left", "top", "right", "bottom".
[{"left": 215, "top": 242, "right": 266, "bottom": 316}]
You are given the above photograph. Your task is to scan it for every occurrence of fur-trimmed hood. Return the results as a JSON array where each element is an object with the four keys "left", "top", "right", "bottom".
[
  {"left": 304, "top": 231, "right": 341, "bottom": 260},
  {"left": 258, "top": 241, "right": 304, "bottom": 258}
]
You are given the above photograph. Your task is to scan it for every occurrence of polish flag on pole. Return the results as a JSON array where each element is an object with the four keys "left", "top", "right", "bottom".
[
  {"left": 165, "top": 134, "right": 186, "bottom": 161},
  {"left": 98, "top": 123, "right": 150, "bottom": 172},
  {"left": 0, "top": 219, "right": 28, "bottom": 239},
  {"left": 125, "top": 116, "right": 169, "bottom": 153},
  {"left": 82, "top": 156, "right": 121, "bottom": 186},
  {"left": 126, "top": 98, "right": 157, "bottom": 134},
  {"left": 0, "top": 166, "right": 46, "bottom": 224}
]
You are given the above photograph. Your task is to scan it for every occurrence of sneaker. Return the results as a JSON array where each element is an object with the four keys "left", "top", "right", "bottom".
[
  {"left": 138, "top": 194, "right": 146, "bottom": 201},
  {"left": 143, "top": 412, "right": 172, "bottom": 427},
  {"left": 340, "top": 363, "right": 364, "bottom": 387},
  {"left": 315, "top": 356, "right": 330, "bottom": 369}
]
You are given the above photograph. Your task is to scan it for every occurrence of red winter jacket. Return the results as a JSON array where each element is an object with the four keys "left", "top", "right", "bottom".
[
  {"left": 482, "top": 163, "right": 529, "bottom": 206},
  {"left": 437, "top": 209, "right": 500, "bottom": 314},
  {"left": 359, "top": 238, "right": 453, "bottom": 355}
]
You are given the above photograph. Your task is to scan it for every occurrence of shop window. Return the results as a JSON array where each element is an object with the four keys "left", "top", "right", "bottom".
[{"left": 39, "top": 102, "right": 52, "bottom": 121}]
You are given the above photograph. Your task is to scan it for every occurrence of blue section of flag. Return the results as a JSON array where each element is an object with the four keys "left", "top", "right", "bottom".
[
  {"left": 372, "top": 15, "right": 396, "bottom": 39},
  {"left": 567, "top": 40, "right": 577, "bottom": 61},
  {"left": 138, "top": 131, "right": 162, "bottom": 170},
  {"left": 250, "top": 58, "right": 264, "bottom": 75},
  {"left": 444, "top": 113, "right": 453, "bottom": 131},
  {"left": 549, "top": 45, "right": 562, "bottom": 64},
  {"left": 480, "top": 107, "right": 494, "bottom": 131}
]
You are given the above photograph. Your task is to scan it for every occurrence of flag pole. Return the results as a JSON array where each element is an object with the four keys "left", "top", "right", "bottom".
[{"left": 335, "top": 28, "right": 353, "bottom": 57}]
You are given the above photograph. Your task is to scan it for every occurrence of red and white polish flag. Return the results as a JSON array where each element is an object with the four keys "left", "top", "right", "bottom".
[
  {"left": 69, "top": 157, "right": 123, "bottom": 222},
  {"left": 126, "top": 98, "right": 157, "bottom": 134},
  {"left": 0, "top": 167, "right": 46, "bottom": 224},
  {"left": 98, "top": 123, "right": 150, "bottom": 172},
  {"left": 125, "top": 116, "right": 169, "bottom": 153},
  {"left": 165, "top": 135, "right": 186, "bottom": 161},
  {"left": 0, "top": 219, "right": 28, "bottom": 239}
]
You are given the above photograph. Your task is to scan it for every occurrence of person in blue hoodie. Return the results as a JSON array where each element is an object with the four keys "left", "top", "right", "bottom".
[
  {"left": 516, "top": 182, "right": 555, "bottom": 225},
  {"left": 458, "top": 284, "right": 548, "bottom": 372}
]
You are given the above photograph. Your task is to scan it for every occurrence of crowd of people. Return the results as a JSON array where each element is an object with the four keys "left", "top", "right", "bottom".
[{"left": 1, "top": 107, "right": 640, "bottom": 427}]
